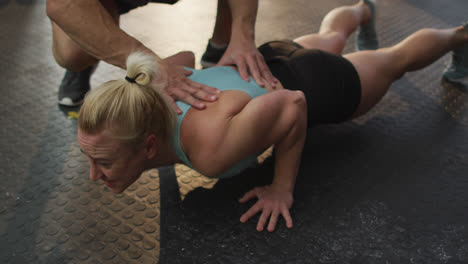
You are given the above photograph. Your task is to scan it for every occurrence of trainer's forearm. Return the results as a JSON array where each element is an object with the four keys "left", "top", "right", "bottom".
[
  {"left": 46, "top": 0, "right": 156, "bottom": 69},
  {"left": 228, "top": 0, "right": 258, "bottom": 41}
]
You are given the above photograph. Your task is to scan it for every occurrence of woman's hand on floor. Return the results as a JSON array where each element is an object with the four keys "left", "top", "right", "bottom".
[{"left": 239, "top": 185, "right": 294, "bottom": 232}]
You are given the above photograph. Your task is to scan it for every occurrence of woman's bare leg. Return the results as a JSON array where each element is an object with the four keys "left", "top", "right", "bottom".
[
  {"left": 346, "top": 26, "right": 468, "bottom": 117},
  {"left": 294, "top": 1, "right": 371, "bottom": 54}
]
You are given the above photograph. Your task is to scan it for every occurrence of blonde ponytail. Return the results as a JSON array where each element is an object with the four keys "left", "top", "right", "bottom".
[
  {"left": 79, "top": 52, "right": 175, "bottom": 145},
  {"left": 125, "top": 51, "right": 167, "bottom": 88}
]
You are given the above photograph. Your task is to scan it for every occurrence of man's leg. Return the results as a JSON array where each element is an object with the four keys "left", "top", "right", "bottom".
[
  {"left": 51, "top": 0, "right": 119, "bottom": 106},
  {"left": 51, "top": 24, "right": 99, "bottom": 72},
  {"left": 346, "top": 25, "right": 468, "bottom": 117},
  {"left": 200, "top": 0, "right": 231, "bottom": 68},
  {"left": 294, "top": 0, "right": 372, "bottom": 54}
]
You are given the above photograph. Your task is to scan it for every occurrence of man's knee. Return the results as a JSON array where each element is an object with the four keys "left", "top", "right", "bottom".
[
  {"left": 53, "top": 45, "right": 97, "bottom": 71},
  {"left": 46, "top": 0, "right": 67, "bottom": 20}
]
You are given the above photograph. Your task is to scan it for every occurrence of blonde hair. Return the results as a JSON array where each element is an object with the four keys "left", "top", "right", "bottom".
[{"left": 78, "top": 52, "right": 175, "bottom": 144}]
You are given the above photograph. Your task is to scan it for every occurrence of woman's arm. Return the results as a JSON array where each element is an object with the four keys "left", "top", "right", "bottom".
[
  {"left": 191, "top": 89, "right": 307, "bottom": 232},
  {"left": 237, "top": 90, "right": 307, "bottom": 232}
]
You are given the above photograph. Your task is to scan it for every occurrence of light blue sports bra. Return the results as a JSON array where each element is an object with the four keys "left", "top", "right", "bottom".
[{"left": 172, "top": 66, "right": 268, "bottom": 179}]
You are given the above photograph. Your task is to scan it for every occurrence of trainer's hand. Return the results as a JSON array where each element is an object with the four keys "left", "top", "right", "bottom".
[
  {"left": 159, "top": 62, "right": 220, "bottom": 114},
  {"left": 217, "top": 38, "right": 277, "bottom": 88}
]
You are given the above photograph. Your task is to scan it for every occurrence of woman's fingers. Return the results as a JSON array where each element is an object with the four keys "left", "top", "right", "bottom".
[
  {"left": 239, "top": 189, "right": 258, "bottom": 203},
  {"left": 267, "top": 210, "right": 280, "bottom": 232},
  {"left": 240, "top": 201, "right": 262, "bottom": 223},
  {"left": 281, "top": 205, "right": 294, "bottom": 229},
  {"left": 256, "top": 208, "right": 272, "bottom": 232},
  {"left": 239, "top": 186, "right": 294, "bottom": 231}
]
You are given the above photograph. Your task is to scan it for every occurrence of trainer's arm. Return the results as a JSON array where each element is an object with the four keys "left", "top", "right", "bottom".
[
  {"left": 219, "top": 0, "right": 277, "bottom": 86},
  {"left": 47, "top": 0, "right": 146, "bottom": 68},
  {"left": 220, "top": 90, "right": 307, "bottom": 232},
  {"left": 46, "top": 0, "right": 219, "bottom": 113}
]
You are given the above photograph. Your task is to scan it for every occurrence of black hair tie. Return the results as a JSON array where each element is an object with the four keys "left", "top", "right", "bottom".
[{"left": 125, "top": 76, "right": 137, "bottom": 83}]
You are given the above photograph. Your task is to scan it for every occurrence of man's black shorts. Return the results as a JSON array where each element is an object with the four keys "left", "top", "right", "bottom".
[
  {"left": 116, "top": 0, "right": 179, "bottom": 14},
  {"left": 258, "top": 40, "right": 362, "bottom": 125}
]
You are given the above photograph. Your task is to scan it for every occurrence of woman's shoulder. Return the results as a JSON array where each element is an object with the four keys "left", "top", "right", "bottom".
[
  {"left": 189, "top": 66, "right": 238, "bottom": 82},
  {"left": 179, "top": 90, "right": 251, "bottom": 177}
]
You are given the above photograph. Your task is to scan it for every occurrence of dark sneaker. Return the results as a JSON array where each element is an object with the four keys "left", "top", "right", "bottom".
[
  {"left": 356, "top": 0, "right": 379, "bottom": 51},
  {"left": 443, "top": 23, "right": 468, "bottom": 86},
  {"left": 58, "top": 65, "right": 96, "bottom": 106},
  {"left": 200, "top": 40, "right": 227, "bottom": 68}
]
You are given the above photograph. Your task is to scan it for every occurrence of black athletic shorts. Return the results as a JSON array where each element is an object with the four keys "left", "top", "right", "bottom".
[
  {"left": 258, "top": 40, "right": 362, "bottom": 125},
  {"left": 116, "top": 0, "right": 179, "bottom": 14}
]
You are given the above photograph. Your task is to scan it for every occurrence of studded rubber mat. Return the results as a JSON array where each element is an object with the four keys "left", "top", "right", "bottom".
[{"left": 1, "top": 0, "right": 468, "bottom": 263}]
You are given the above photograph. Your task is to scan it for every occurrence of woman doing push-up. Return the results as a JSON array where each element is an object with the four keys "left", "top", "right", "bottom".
[{"left": 77, "top": 0, "right": 468, "bottom": 232}]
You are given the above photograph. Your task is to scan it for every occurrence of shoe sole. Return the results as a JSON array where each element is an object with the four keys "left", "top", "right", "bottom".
[
  {"left": 200, "top": 60, "right": 217, "bottom": 69},
  {"left": 58, "top": 97, "right": 84, "bottom": 107}
]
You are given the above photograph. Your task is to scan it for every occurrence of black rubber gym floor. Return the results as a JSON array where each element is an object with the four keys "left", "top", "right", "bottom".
[{"left": 1, "top": 0, "right": 468, "bottom": 263}]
